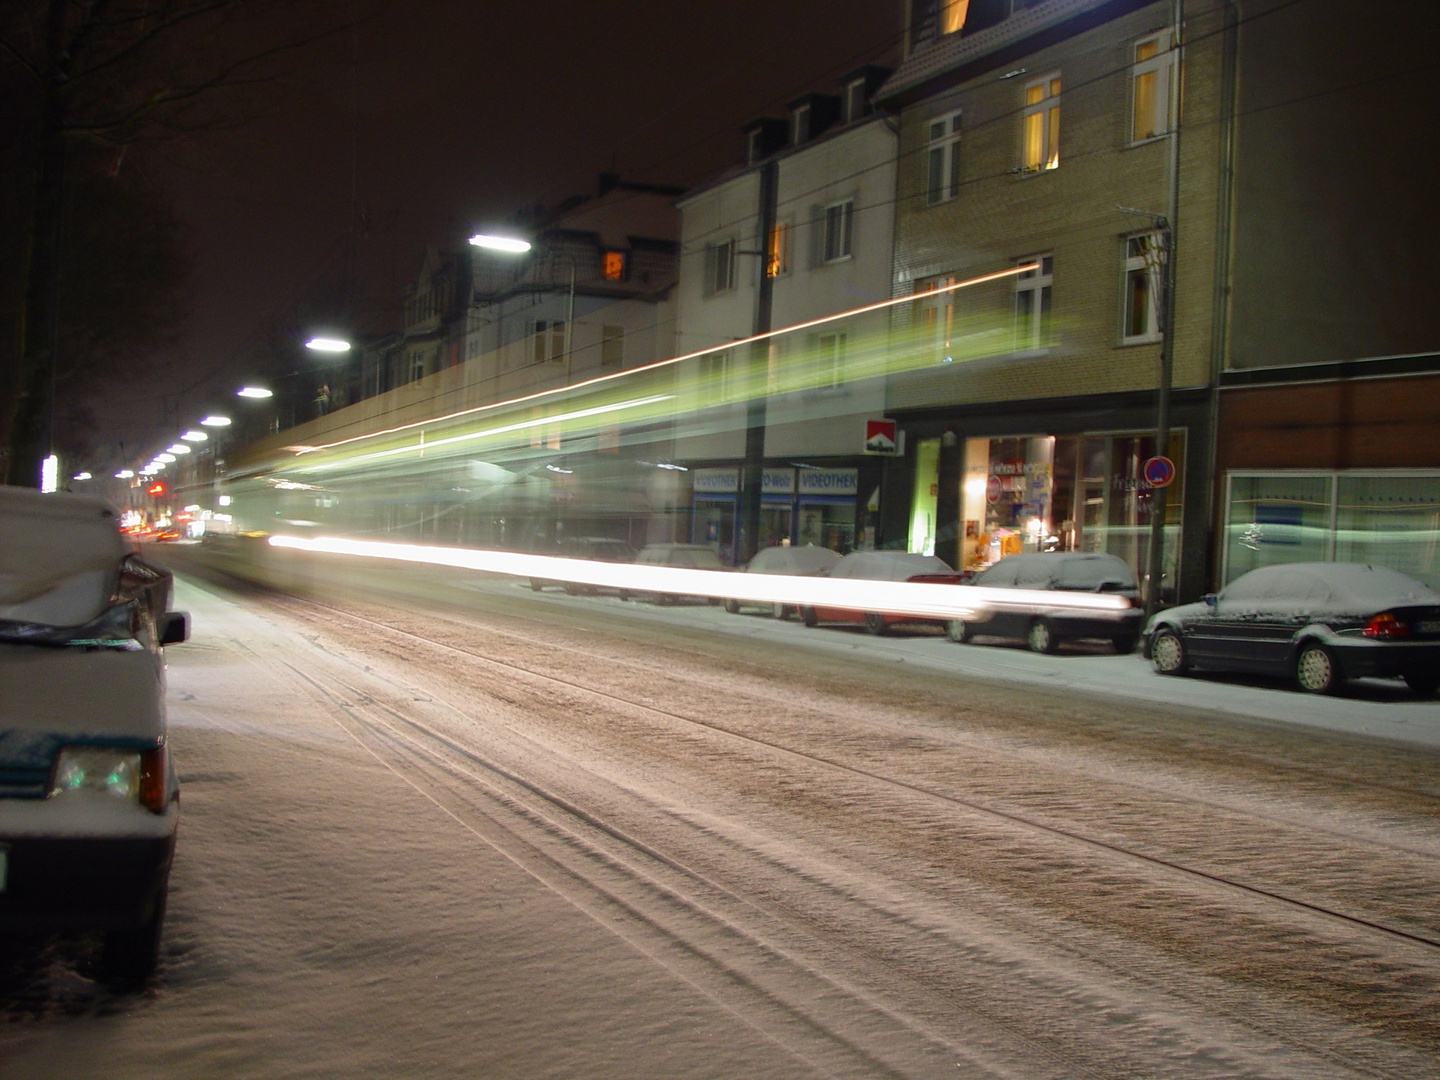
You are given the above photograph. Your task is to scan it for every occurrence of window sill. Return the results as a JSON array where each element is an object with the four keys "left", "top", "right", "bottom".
[
  {"left": 1014, "top": 165, "right": 1059, "bottom": 179},
  {"left": 1119, "top": 334, "right": 1162, "bottom": 347},
  {"left": 821, "top": 255, "right": 854, "bottom": 266},
  {"left": 1124, "top": 132, "right": 1172, "bottom": 150}
]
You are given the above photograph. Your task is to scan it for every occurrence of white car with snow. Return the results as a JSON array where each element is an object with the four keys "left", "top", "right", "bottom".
[{"left": 0, "top": 487, "right": 188, "bottom": 982}]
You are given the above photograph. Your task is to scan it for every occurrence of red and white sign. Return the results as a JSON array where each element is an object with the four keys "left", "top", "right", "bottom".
[{"left": 864, "top": 419, "right": 898, "bottom": 455}]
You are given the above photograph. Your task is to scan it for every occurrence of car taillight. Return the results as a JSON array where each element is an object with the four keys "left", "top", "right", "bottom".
[{"left": 1363, "top": 613, "right": 1409, "bottom": 639}]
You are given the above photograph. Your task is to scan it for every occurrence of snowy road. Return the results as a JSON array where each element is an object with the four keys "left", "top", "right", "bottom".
[{"left": 2, "top": 554, "right": 1438, "bottom": 1078}]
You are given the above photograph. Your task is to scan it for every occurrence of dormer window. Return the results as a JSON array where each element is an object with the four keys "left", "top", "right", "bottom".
[
  {"left": 747, "top": 127, "right": 764, "bottom": 165},
  {"left": 844, "top": 78, "right": 868, "bottom": 124},
  {"left": 792, "top": 102, "right": 811, "bottom": 146},
  {"left": 940, "top": 0, "right": 970, "bottom": 34}
]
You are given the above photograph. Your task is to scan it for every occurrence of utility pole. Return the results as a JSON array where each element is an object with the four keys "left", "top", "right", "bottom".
[{"left": 739, "top": 158, "right": 779, "bottom": 565}]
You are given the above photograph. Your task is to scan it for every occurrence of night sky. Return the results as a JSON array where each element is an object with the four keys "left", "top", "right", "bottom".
[{"left": 149, "top": 0, "right": 901, "bottom": 452}]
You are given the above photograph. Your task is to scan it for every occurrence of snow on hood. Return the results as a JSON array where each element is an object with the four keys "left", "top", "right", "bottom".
[{"left": 0, "top": 487, "right": 128, "bottom": 627}]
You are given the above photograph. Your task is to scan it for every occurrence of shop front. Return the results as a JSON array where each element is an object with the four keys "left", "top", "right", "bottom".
[{"left": 908, "top": 428, "right": 1187, "bottom": 604}]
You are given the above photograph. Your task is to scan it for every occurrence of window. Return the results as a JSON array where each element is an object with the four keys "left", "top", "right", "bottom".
[
  {"left": 747, "top": 127, "right": 764, "bottom": 165},
  {"left": 940, "top": 0, "right": 970, "bottom": 34},
  {"left": 813, "top": 331, "right": 846, "bottom": 389},
  {"left": 1122, "top": 233, "right": 1162, "bottom": 343},
  {"left": 707, "top": 240, "right": 736, "bottom": 294},
  {"left": 926, "top": 112, "right": 962, "bottom": 204},
  {"left": 844, "top": 78, "right": 868, "bottom": 124},
  {"left": 822, "top": 200, "right": 853, "bottom": 263},
  {"left": 601, "top": 325, "right": 624, "bottom": 367},
  {"left": 766, "top": 219, "right": 791, "bottom": 278},
  {"left": 915, "top": 275, "right": 957, "bottom": 359},
  {"left": 533, "top": 320, "right": 565, "bottom": 364},
  {"left": 1014, "top": 254, "right": 1053, "bottom": 348},
  {"left": 1021, "top": 74, "right": 1061, "bottom": 172},
  {"left": 601, "top": 251, "right": 626, "bottom": 281},
  {"left": 1131, "top": 32, "right": 1174, "bottom": 142},
  {"left": 792, "top": 102, "right": 811, "bottom": 146},
  {"left": 699, "top": 348, "right": 731, "bottom": 396}
]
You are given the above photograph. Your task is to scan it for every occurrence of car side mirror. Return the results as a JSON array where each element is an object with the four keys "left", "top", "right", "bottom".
[
  {"left": 159, "top": 611, "right": 190, "bottom": 646},
  {"left": 1204, "top": 593, "right": 1217, "bottom": 608}
]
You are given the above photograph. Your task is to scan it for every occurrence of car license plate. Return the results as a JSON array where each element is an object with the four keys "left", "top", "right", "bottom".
[{"left": 1418, "top": 620, "right": 1440, "bottom": 634}]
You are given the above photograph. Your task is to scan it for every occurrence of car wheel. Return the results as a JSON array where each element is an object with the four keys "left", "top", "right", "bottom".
[
  {"left": 800, "top": 606, "right": 818, "bottom": 627},
  {"left": 617, "top": 590, "right": 631, "bottom": 602},
  {"left": 101, "top": 890, "right": 166, "bottom": 987},
  {"left": 1403, "top": 670, "right": 1439, "bottom": 697},
  {"left": 945, "top": 618, "right": 971, "bottom": 643},
  {"left": 772, "top": 603, "right": 790, "bottom": 620},
  {"left": 1026, "top": 618, "right": 1057, "bottom": 654},
  {"left": 1295, "top": 643, "right": 1342, "bottom": 694},
  {"left": 1151, "top": 628, "right": 1189, "bottom": 675},
  {"left": 529, "top": 578, "right": 544, "bottom": 592},
  {"left": 1113, "top": 634, "right": 1138, "bottom": 655},
  {"left": 863, "top": 612, "right": 888, "bottom": 636},
  {"left": 723, "top": 598, "right": 740, "bottom": 614},
  {"left": 564, "top": 583, "right": 583, "bottom": 596}
]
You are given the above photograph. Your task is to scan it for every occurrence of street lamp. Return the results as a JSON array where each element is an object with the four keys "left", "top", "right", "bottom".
[
  {"left": 237, "top": 386, "right": 272, "bottom": 399},
  {"left": 305, "top": 337, "right": 351, "bottom": 353}
]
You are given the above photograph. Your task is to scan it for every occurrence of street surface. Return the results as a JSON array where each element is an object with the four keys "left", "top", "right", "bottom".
[{"left": 2, "top": 547, "right": 1437, "bottom": 1078}]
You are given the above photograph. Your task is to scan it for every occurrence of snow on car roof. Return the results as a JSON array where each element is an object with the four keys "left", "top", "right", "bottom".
[
  {"left": 0, "top": 487, "right": 128, "bottom": 627},
  {"left": 1242, "top": 562, "right": 1440, "bottom": 608},
  {"left": 745, "top": 544, "right": 840, "bottom": 575},
  {"left": 828, "top": 550, "right": 954, "bottom": 581}
]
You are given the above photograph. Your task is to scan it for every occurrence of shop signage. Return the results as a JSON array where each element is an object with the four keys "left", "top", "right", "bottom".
[
  {"left": 798, "top": 468, "right": 858, "bottom": 497},
  {"left": 693, "top": 467, "right": 739, "bottom": 494},
  {"left": 762, "top": 468, "right": 795, "bottom": 495},
  {"left": 864, "top": 419, "right": 898, "bottom": 455},
  {"left": 1142, "top": 455, "right": 1176, "bottom": 488}
]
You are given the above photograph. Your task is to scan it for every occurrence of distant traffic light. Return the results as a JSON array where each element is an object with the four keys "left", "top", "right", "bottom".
[{"left": 146, "top": 481, "right": 168, "bottom": 497}]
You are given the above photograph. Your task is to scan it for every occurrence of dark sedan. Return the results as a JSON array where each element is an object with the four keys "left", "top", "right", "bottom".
[{"left": 1142, "top": 562, "right": 1440, "bottom": 696}]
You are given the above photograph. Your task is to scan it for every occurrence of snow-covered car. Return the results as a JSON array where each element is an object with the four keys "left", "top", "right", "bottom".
[
  {"left": 723, "top": 544, "right": 840, "bottom": 618},
  {"left": 1142, "top": 562, "right": 1440, "bottom": 696},
  {"left": 799, "top": 550, "right": 963, "bottom": 634},
  {"left": 621, "top": 543, "right": 728, "bottom": 604},
  {"left": 0, "top": 487, "right": 189, "bottom": 982},
  {"left": 529, "top": 536, "right": 636, "bottom": 595},
  {"left": 949, "top": 552, "right": 1144, "bottom": 654}
]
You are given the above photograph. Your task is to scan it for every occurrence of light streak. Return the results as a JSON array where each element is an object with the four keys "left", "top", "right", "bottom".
[
  {"left": 267, "top": 534, "right": 1134, "bottom": 621},
  {"left": 291, "top": 264, "right": 1035, "bottom": 458}
]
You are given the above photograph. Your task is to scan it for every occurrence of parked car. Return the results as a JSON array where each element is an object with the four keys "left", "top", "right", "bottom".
[
  {"left": 950, "top": 552, "right": 1144, "bottom": 653},
  {"left": 800, "top": 550, "right": 963, "bottom": 634},
  {"left": 529, "top": 536, "right": 636, "bottom": 595},
  {"left": 1142, "top": 562, "right": 1440, "bottom": 696},
  {"left": 724, "top": 544, "right": 841, "bottom": 618},
  {"left": 0, "top": 487, "right": 189, "bottom": 983},
  {"left": 622, "top": 543, "right": 728, "bottom": 604}
]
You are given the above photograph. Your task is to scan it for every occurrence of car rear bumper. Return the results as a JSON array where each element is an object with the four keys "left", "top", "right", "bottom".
[
  {"left": 0, "top": 833, "right": 175, "bottom": 932},
  {"left": 1332, "top": 639, "right": 1440, "bottom": 680}
]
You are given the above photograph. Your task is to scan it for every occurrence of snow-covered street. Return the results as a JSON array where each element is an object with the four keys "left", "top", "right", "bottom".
[{"left": 3, "top": 557, "right": 1438, "bottom": 1078}]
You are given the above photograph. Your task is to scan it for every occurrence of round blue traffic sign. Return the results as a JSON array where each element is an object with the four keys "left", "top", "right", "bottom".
[{"left": 1142, "top": 455, "right": 1176, "bottom": 488}]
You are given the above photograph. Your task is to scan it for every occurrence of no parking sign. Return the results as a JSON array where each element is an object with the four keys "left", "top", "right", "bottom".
[{"left": 1142, "top": 455, "right": 1176, "bottom": 488}]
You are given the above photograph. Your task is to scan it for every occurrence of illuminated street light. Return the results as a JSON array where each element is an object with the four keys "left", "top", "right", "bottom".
[
  {"left": 201, "top": 415, "right": 232, "bottom": 426},
  {"left": 157, "top": 453, "right": 176, "bottom": 463},
  {"left": 237, "top": 386, "right": 273, "bottom": 399},
  {"left": 114, "top": 469, "right": 134, "bottom": 479},
  {"left": 181, "top": 430, "right": 209, "bottom": 442},
  {"left": 305, "top": 337, "right": 351, "bottom": 353},
  {"left": 468, "top": 233, "right": 532, "bottom": 253},
  {"left": 73, "top": 471, "right": 92, "bottom": 481},
  {"left": 167, "top": 443, "right": 193, "bottom": 455}
]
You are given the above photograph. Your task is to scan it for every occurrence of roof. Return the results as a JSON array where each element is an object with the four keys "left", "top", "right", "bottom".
[{"left": 876, "top": 0, "right": 1132, "bottom": 108}]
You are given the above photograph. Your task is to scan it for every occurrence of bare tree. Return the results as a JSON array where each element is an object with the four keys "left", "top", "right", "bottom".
[{"left": 0, "top": 0, "right": 343, "bottom": 486}]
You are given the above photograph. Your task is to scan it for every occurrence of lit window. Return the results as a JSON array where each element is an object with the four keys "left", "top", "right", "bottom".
[
  {"left": 1021, "top": 74, "right": 1061, "bottom": 172},
  {"left": 1122, "top": 233, "right": 1162, "bottom": 343},
  {"left": 602, "top": 251, "right": 626, "bottom": 281},
  {"left": 766, "top": 220, "right": 791, "bottom": 278},
  {"left": 601, "top": 325, "right": 624, "bottom": 367},
  {"left": 1132, "top": 32, "right": 1174, "bottom": 142},
  {"left": 926, "top": 112, "right": 962, "bottom": 204},
  {"left": 940, "top": 0, "right": 970, "bottom": 34},
  {"left": 822, "top": 200, "right": 853, "bottom": 263},
  {"left": 1015, "top": 254, "right": 1053, "bottom": 349}
]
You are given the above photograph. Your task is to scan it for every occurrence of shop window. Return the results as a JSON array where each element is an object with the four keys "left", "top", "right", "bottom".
[
  {"left": 1021, "top": 73, "right": 1061, "bottom": 173},
  {"left": 926, "top": 112, "right": 962, "bottom": 205},
  {"left": 1015, "top": 254, "right": 1053, "bottom": 349},
  {"left": 1122, "top": 233, "right": 1162, "bottom": 343},
  {"left": 1132, "top": 32, "right": 1175, "bottom": 143}
]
